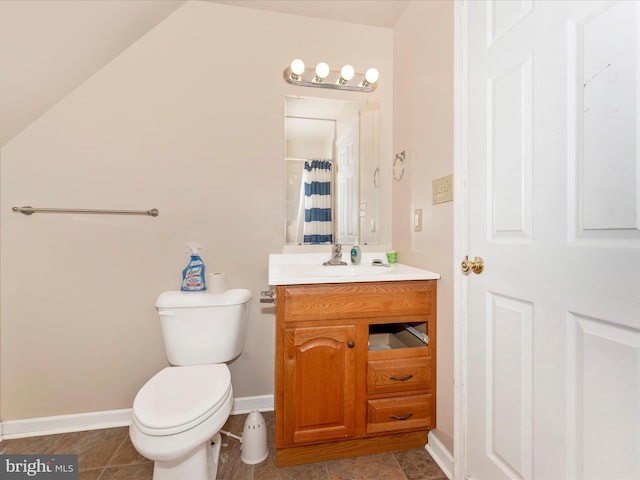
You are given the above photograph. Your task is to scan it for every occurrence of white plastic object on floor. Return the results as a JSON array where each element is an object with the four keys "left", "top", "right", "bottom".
[{"left": 240, "top": 410, "right": 268, "bottom": 465}]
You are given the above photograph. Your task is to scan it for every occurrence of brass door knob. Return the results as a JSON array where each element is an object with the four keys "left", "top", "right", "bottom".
[{"left": 461, "top": 255, "right": 484, "bottom": 274}]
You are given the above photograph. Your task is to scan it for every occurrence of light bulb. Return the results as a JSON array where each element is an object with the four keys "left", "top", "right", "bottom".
[
  {"left": 365, "top": 68, "right": 379, "bottom": 84},
  {"left": 290, "top": 59, "right": 305, "bottom": 76},
  {"left": 340, "top": 64, "right": 355, "bottom": 81},
  {"left": 315, "top": 62, "right": 330, "bottom": 79}
]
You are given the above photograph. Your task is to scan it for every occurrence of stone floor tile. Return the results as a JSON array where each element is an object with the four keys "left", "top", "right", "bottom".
[
  {"left": 99, "top": 462, "right": 153, "bottom": 480},
  {"left": 0, "top": 433, "right": 65, "bottom": 454},
  {"left": 48, "top": 427, "right": 128, "bottom": 470},
  {"left": 326, "top": 452, "right": 406, "bottom": 480},
  {"left": 393, "top": 448, "right": 446, "bottom": 480}
]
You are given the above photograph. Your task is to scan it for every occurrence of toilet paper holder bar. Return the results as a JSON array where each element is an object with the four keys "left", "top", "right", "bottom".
[{"left": 260, "top": 290, "right": 276, "bottom": 304}]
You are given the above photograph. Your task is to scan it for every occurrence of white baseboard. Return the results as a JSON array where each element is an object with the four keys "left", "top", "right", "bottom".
[
  {"left": 426, "top": 430, "right": 454, "bottom": 479},
  {"left": 230, "top": 394, "right": 274, "bottom": 415},
  {"left": 1, "top": 409, "right": 133, "bottom": 440},
  {"left": 0, "top": 395, "right": 275, "bottom": 441}
]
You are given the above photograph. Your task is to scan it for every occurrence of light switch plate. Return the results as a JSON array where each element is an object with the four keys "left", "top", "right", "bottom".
[
  {"left": 360, "top": 202, "right": 367, "bottom": 218},
  {"left": 432, "top": 174, "right": 453, "bottom": 204},
  {"left": 413, "top": 209, "right": 422, "bottom": 232}
]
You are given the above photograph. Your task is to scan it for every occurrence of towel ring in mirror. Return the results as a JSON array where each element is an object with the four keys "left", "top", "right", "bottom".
[{"left": 393, "top": 151, "right": 405, "bottom": 181}]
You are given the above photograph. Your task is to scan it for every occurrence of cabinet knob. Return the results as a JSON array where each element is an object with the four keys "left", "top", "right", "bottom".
[{"left": 347, "top": 340, "right": 355, "bottom": 348}]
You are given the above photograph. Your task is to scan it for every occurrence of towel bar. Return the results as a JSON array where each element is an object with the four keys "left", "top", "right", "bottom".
[{"left": 12, "top": 206, "right": 159, "bottom": 217}]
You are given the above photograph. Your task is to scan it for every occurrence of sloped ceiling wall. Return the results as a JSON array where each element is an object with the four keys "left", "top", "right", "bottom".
[
  {"left": 0, "top": 0, "right": 407, "bottom": 148},
  {"left": 0, "top": 0, "right": 186, "bottom": 147}
]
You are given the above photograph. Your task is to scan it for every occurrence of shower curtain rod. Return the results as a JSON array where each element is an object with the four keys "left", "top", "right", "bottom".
[{"left": 12, "top": 206, "right": 159, "bottom": 217}]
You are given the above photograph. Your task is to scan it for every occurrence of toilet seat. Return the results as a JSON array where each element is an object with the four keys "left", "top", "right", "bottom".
[{"left": 132, "top": 364, "right": 231, "bottom": 436}]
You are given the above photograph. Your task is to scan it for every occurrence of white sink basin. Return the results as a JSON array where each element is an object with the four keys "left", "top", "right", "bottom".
[{"left": 268, "top": 253, "right": 440, "bottom": 285}]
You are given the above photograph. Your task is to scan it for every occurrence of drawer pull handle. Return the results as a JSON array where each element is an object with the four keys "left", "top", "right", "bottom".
[
  {"left": 348, "top": 340, "right": 355, "bottom": 348},
  {"left": 389, "top": 374, "right": 414, "bottom": 382},
  {"left": 390, "top": 413, "right": 414, "bottom": 421}
]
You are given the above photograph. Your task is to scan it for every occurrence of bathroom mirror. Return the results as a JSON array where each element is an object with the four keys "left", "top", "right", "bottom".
[{"left": 284, "top": 96, "right": 380, "bottom": 245}]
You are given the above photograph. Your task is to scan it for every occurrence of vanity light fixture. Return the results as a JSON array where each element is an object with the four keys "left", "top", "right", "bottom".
[{"left": 284, "top": 59, "right": 379, "bottom": 92}]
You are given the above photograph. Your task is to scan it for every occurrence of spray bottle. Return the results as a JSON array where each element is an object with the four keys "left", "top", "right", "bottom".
[{"left": 181, "top": 244, "right": 206, "bottom": 291}]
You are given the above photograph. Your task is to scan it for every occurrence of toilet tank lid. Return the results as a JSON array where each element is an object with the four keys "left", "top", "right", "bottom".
[{"left": 156, "top": 289, "right": 251, "bottom": 308}]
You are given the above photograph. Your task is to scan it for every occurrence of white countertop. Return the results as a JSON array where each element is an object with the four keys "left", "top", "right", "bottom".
[{"left": 268, "top": 253, "right": 440, "bottom": 285}]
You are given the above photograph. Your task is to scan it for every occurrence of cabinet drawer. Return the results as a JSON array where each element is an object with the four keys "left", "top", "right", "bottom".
[
  {"left": 367, "top": 357, "right": 431, "bottom": 395},
  {"left": 367, "top": 394, "right": 433, "bottom": 434},
  {"left": 279, "top": 282, "right": 435, "bottom": 322}
]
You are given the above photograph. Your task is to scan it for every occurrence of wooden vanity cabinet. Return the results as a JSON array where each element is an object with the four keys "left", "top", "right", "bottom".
[{"left": 275, "top": 280, "right": 437, "bottom": 466}]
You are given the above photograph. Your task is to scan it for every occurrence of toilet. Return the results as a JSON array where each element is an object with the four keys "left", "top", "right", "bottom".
[{"left": 129, "top": 289, "right": 252, "bottom": 480}]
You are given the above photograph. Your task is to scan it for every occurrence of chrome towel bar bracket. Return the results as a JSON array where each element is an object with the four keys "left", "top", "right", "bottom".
[{"left": 12, "top": 206, "right": 159, "bottom": 217}]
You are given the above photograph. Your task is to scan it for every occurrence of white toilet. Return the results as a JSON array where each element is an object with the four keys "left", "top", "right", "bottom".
[{"left": 129, "top": 289, "right": 252, "bottom": 480}]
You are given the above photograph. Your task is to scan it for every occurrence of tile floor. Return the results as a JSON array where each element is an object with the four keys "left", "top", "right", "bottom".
[{"left": 0, "top": 412, "right": 447, "bottom": 480}]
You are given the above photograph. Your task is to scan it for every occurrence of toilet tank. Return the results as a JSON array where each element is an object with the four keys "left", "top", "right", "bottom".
[{"left": 155, "top": 289, "right": 252, "bottom": 366}]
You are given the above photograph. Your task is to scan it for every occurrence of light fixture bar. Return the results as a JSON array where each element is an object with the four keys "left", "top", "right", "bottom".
[{"left": 284, "top": 61, "right": 379, "bottom": 93}]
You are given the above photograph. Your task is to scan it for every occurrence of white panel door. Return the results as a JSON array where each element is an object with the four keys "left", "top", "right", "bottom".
[
  {"left": 336, "top": 118, "right": 359, "bottom": 244},
  {"left": 461, "top": 1, "right": 640, "bottom": 478}
]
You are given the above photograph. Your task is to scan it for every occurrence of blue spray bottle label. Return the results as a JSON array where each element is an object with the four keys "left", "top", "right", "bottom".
[{"left": 181, "top": 245, "right": 206, "bottom": 291}]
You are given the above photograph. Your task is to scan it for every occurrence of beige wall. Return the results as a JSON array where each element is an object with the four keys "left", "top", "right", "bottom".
[
  {"left": 393, "top": 1, "right": 454, "bottom": 449},
  {"left": 0, "top": 1, "right": 393, "bottom": 420}
]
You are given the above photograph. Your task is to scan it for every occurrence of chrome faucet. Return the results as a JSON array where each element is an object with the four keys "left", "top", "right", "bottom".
[{"left": 323, "top": 243, "right": 347, "bottom": 266}]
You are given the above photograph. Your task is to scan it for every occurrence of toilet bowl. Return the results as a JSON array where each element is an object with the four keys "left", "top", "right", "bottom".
[
  {"left": 129, "top": 289, "right": 253, "bottom": 480},
  {"left": 129, "top": 364, "right": 233, "bottom": 479}
]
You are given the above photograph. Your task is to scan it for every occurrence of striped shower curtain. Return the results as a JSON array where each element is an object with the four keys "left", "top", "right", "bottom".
[{"left": 302, "top": 160, "right": 333, "bottom": 244}]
